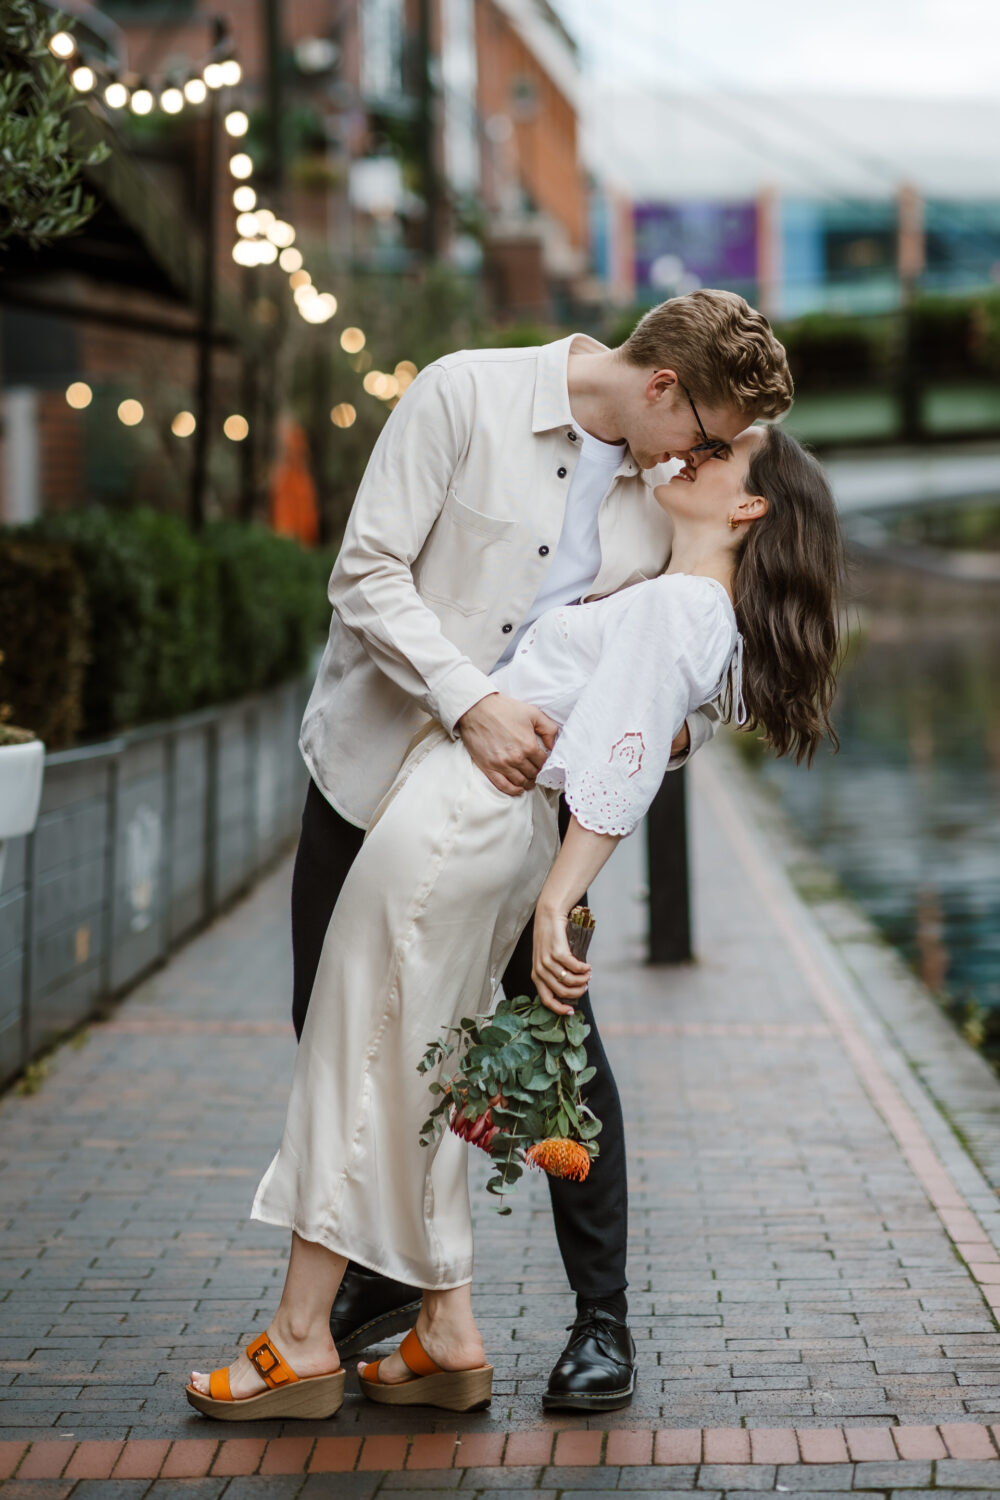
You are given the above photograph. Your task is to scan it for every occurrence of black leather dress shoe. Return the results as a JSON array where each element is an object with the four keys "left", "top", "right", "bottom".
[
  {"left": 542, "top": 1304, "right": 636, "bottom": 1412},
  {"left": 330, "top": 1263, "right": 422, "bottom": 1360}
]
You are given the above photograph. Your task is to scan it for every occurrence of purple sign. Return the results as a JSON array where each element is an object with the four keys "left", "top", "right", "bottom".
[{"left": 634, "top": 202, "right": 758, "bottom": 292}]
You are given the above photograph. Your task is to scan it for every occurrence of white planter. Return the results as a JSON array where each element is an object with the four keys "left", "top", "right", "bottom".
[{"left": 0, "top": 739, "right": 45, "bottom": 889}]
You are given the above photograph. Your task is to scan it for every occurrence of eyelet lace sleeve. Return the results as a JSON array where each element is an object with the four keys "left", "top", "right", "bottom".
[{"left": 536, "top": 575, "right": 738, "bottom": 837}]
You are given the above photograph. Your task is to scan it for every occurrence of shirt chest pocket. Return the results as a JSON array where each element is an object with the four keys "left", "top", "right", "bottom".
[{"left": 415, "top": 489, "right": 519, "bottom": 616}]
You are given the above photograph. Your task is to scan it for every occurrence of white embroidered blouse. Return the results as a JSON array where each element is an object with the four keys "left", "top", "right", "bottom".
[{"left": 488, "top": 572, "right": 744, "bottom": 838}]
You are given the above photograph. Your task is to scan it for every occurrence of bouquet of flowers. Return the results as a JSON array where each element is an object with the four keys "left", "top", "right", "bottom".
[{"left": 418, "top": 906, "right": 602, "bottom": 1214}]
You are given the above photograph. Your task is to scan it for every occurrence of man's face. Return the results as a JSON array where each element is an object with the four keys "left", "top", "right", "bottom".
[{"left": 624, "top": 373, "right": 745, "bottom": 473}]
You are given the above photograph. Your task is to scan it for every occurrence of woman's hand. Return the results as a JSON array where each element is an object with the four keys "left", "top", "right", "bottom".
[{"left": 532, "top": 902, "right": 591, "bottom": 1016}]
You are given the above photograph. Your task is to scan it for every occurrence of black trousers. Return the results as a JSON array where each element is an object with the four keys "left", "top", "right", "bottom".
[{"left": 290, "top": 775, "right": 628, "bottom": 1299}]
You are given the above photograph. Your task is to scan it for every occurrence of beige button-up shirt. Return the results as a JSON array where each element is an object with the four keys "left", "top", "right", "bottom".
[{"left": 301, "top": 333, "right": 720, "bottom": 827}]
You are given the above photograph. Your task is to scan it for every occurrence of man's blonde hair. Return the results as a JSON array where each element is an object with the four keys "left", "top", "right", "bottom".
[{"left": 619, "top": 289, "right": 793, "bottom": 421}]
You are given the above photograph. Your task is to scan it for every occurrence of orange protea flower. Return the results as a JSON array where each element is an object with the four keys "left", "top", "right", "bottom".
[{"left": 525, "top": 1138, "right": 591, "bottom": 1182}]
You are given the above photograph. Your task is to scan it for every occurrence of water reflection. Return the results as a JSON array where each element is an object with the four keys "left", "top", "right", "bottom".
[{"left": 758, "top": 547, "right": 1000, "bottom": 1065}]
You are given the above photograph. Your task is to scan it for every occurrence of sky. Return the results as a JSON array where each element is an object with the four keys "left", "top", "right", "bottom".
[{"left": 550, "top": 0, "right": 1000, "bottom": 100}]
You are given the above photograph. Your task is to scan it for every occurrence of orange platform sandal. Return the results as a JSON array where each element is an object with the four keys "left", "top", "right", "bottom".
[
  {"left": 358, "top": 1327, "right": 493, "bottom": 1412},
  {"left": 185, "top": 1331, "right": 346, "bottom": 1421}
]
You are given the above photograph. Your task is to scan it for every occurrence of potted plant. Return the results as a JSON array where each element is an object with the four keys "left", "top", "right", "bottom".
[{"left": 0, "top": 721, "right": 45, "bottom": 890}]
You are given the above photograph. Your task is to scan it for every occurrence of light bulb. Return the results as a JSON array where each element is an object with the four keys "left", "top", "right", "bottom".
[
  {"left": 255, "top": 240, "right": 277, "bottom": 264},
  {"left": 254, "top": 208, "right": 275, "bottom": 234},
  {"left": 71, "top": 66, "right": 95, "bottom": 92},
  {"left": 204, "top": 61, "right": 225, "bottom": 89},
  {"left": 160, "top": 86, "right": 184, "bottom": 113},
  {"left": 49, "top": 31, "right": 75, "bottom": 58},
  {"left": 183, "top": 77, "right": 208, "bottom": 104},
  {"left": 118, "top": 399, "right": 144, "bottom": 426},
  {"left": 293, "top": 282, "right": 318, "bottom": 304},
  {"left": 224, "top": 414, "right": 249, "bottom": 441},
  {"left": 267, "top": 220, "right": 295, "bottom": 248},
  {"left": 278, "top": 247, "right": 302, "bottom": 272},
  {"left": 232, "top": 185, "right": 256, "bottom": 211},
  {"left": 228, "top": 153, "right": 253, "bottom": 179},
  {"left": 330, "top": 403, "right": 357, "bottom": 428},
  {"left": 130, "top": 88, "right": 154, "bottom": 115},
  {"left": 235, "top": 212, "right": 259, "bottom": 237},
  {"left": 224, "top": 110, "right": 248, "bottom": 137},
  {"left": 104, "top": 81, "right": 129, "bottom": 108},
  {"left": 171, "top": 411, "right": 196, "bottom": 437},
  {"left": 340, "top": 326, "right": 365, "bottom": 354},
  {"left": 66, "top": 382, "right": 92, "bottom": 409},
  {"left": 232, "top": 239, "right": 259, "bottom": 266},
  {"left": 288, "top": 269, "right": 311, "bottom": 289},
  {"left": 220, "top": 59, "right": 242, "bottom": 86}
]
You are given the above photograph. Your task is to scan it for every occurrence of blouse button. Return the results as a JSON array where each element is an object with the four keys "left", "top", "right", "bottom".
[
  {"left": 501, "top": 622, "right": 513, "bottom": 634},
  {"left": 557, "top": 466, "right": 567, "bottom": 478},
  {"left": 567, "top": 430, "right": 577, "bottom": 440},
  {"left": 538, "top": 544, "right": 549, "bottom": 556}
]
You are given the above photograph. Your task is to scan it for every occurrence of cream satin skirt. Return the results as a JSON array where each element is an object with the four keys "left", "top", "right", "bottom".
[{"left": 252, "top": 725, "right": 561, "bottom": 1289}]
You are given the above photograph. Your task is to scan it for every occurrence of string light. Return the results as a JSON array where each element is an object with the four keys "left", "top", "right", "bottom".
[
  {"left": 362, "top": 371, "right": 384, "bottom": 395},
  {"left": 224, "top": 110, "right": 248, "bottom": 137},
  {"left": 118, "top": 399, "right": 144, "bottom": 426},
  {"left": 289, "top": 269, "right": 311, "bottom": 289},
  {"left": 235, "top": 212, "right": 259, "bottom": 237},
  {"left": 267, "top": 220, "right": 295, "bottom": 248},
  {"left": 254, "top": 208, "right": 275, "bottom": 234},
  {"left": 229, "top": 153, "right": 253, "bottom": 179},
  {"left": 104, "top": 80, "right": 129, "bottom": 108},
  {"left": 255, "top": 240, "right": 277, "bottom": 264},
  {"left": 160, "top": 86, "right": 184, "bottom": 113},
  {"left": 293, "top": 283, "right": 318, "bottom": 305},
  {"left": 220, "top": 59, "right": 242, "bottom": 86},
  {"left": 331, "top": 403, "right": 357, "bottom": 428},
  {"left": 278, "top": 247, "right": 302, "bottom": 272},
  {"left": 394, "top": 359, "right": 418, "bottom": 392},
  {"left": 299, "top": 298, "right": 334, "bottom": 324},
  {"left": 130, "top": 87, "right": 154, "bottom": 115},
  {"left": 232, "top": 240, "right": 259, "bottom": 266},
  {"left": 65, "top": 382, "right": 92, "bottom": 409},
  {"left": 319, "top": 292, "right": 338, "bottom": 316},
  {"left": 233, "top": 185, "right": 256, "bottom": 211},
  {"left": 71, "top": 66, "right": 95, "bottom": 92},
  {"left": 340, "top": 327, "right": 365, "bottom": 354},
  {"left": 171, "top": 411, "right": 196, "bottom": 437},
  {"left": 184, "top": 77, "right": 208, "bottom": 104},
  {"left": 224, "top": 414, "right": 249, "bottom": 441},
  {"left": 203, "top": 60, "right": 225, "bottom": 89},
  {"left": 49, "top": 31, "right": 76, "bottom": 58}
]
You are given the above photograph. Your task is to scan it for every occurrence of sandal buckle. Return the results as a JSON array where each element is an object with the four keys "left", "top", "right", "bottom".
[{"left": 249, "top": 1341, "right": 281, "bottom": 1380}]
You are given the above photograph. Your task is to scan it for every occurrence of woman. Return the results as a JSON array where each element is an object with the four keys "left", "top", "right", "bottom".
[{"left": 186, "top": 422, "right": 843, "bottom": 1420}]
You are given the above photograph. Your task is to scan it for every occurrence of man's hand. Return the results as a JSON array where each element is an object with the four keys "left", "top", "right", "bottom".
[
  {"left": 458, "top": 692, "right": 559, "bottom": 796},
  {"left": 670, "top": 721, "right": 690, "bottom": 760}
]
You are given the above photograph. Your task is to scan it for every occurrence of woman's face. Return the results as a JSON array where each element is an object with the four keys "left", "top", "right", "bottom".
[{"left": 653, "top": 425, "right": 766, "bottom": 527}]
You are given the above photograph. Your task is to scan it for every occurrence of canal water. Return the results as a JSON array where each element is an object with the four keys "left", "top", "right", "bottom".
[{"left": 756, "top": 526, "right": 1000, "bottom": 1067}]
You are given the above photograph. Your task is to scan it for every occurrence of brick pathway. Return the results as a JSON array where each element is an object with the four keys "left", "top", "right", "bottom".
[{"left": 3, "top": 745, "right": 1000, "bottom": 1495}]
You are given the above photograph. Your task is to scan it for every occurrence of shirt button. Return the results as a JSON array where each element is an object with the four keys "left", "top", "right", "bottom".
[
  {"left": 538, "top": 545, "right": 549, "bottom": 556},
  {"left": 557, "top": 466, "right": 567, "bottom": 478},
  {"left": 568, "top": 430, "right": 577, "bottom": 441},
  {"left": 501, "top": 623, "right": 513, "bottom": 634}
]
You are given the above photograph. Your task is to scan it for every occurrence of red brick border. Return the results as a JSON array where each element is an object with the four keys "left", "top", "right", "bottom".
[{"left": 7, "top": 1424, "right": 1000, "bottom": 1479}]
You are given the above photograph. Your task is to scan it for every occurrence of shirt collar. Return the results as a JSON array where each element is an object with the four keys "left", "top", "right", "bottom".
[{"left": 532, "top": 333, "right": 639, "bottom": 477}]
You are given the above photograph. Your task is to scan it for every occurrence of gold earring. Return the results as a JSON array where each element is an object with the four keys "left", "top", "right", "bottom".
[{"left": 727, "top": 515, "right": 739, "bottom": 531}]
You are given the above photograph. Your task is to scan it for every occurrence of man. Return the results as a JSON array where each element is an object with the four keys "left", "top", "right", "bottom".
[{"left": 291, "top": 289, "right": 793, "bottom": 1410}]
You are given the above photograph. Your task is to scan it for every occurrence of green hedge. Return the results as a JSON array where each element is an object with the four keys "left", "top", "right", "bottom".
[
  {"left": 0, "top": 537, "right": 89, "bottom": 748},
  {"left": 0, "top": 510, "right": 335, "bottom": 748}
]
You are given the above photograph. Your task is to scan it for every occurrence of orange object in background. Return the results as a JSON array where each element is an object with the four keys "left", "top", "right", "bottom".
[{"left": 270, "top": 419, "right": 318, "bottom": 546}]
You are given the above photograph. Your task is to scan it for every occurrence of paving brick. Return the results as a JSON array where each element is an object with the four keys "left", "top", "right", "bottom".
[
  {"left": 796, "top": 1427, "right": 850, "bottom": 1463},
  {"left": 654, "top": 1429, "right": 702, "bottom": 1464},
  {"left": 160, "top": 1440, "right": 219, "bottom": 1478},
  {"left": 605, "top": 1429, "right": 653, "bottom": 1465},
  {"left": 702, "top": 1428, "right": 750, "bottom": 1463},
  {"left": 17, "top": 1443, "right": 77, "bottom": 1479},
  {"left": 453, "top": 1432, "right": 506, "bottom": 1468},
  {"left": 938, "top": 1423, "right": 997, "bottom": 1458},
  {"left": 748, "top": 1427, "right": 798, "bottom": 1463},
  {"left": 0, "top": 1442, "right": 29, "bottom": 1477},
  {"left": 209, "top": 1437, "right": 267, "bottom": 1475},
  {"left": 357, "top": 1434, "right": 410, "bottom": 1470},
  {"left": 845, "top": 1426, "right": 898, "bottom": 1461},
  {"left": 309, "top": 1435, "right": 362, "bottom": 1471},
  {"left": 503, "top": 1431, "right": 553, "bottom": 1466},
  {"left": 259, "top": 1436, "right": 315, "bottom": 1473},
  {"left": 552, "top": 1430, "right": 603, "bottom": 1466},
  {"left": 934, "top": 1459, "right": 1000, "bottom": 1486},
  {"left": 406, "top": 1434, "right": 459, "bottom": 1470},
  {"left": 892, "top": 1423, "right": 948, "bottom": 1458},
  {"left": 110, "top": 1438, "right": 171, "bottom": 1478},
  {"left": 62, "top": 1434, "right": 123, "bottom": 1482},
  {"left": 697, "top": 1464, "right": 776, "bottom": 1488}
]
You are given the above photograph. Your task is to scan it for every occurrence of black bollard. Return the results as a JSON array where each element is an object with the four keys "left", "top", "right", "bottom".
[{"left": 646, "top": 767, "right": 692, "bottom": 964}]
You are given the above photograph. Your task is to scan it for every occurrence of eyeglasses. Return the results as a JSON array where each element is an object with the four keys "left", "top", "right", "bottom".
[{"left": 682, "top": 385, "right": 731, "bottom": 462}]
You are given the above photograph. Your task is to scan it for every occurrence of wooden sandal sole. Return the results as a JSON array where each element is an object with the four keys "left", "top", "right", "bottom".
[
  {"left": 185, "top": 1368, "right": 345, "bottom": 1421},
  {"left": 358, "top": 1363, "right": 493, "bottom": 1412}
]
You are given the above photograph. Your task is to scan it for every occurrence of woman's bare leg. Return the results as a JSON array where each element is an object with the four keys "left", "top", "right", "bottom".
[
  {"left": 361, "top": 1281, "right": 484, "bottom": 1383},
  {"left": 191, "top": 1233, "right": 346, "bottom": 1397}
]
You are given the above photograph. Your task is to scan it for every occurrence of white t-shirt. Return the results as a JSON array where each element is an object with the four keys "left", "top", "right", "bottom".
[
  {"left": 493, "top": 425, "right": 625, "bottom": 667},
  {"left": 489, "top": 573, "right": 743, "bottom": 838}
]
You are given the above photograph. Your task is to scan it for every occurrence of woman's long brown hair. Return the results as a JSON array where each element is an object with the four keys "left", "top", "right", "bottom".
[{"left": 732, "top": 424, "right": 845, "bottom": 764}]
